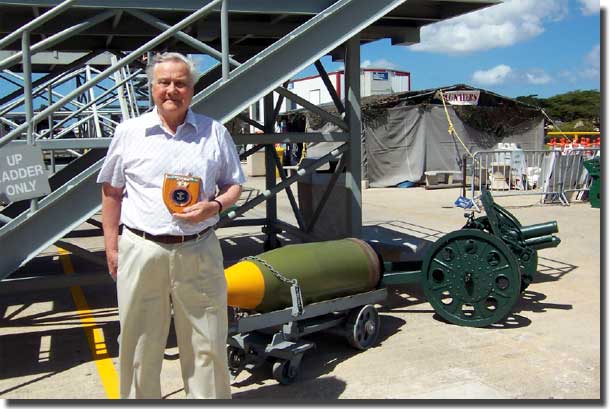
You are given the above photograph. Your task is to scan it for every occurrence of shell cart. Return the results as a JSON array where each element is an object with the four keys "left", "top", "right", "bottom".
[{"left": 227, "top": 288, "right": 386, "bottom": 384}]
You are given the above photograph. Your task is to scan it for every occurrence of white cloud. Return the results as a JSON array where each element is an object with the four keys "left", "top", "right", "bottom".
[
  {"left": 578, "top": 0, "right": 599, "bottom": 15},
  {"left": 525, "top": 69, "right": 552, "bottom": 85},
  {"left": 361, "top": 59, "right": 398, "bottom": 70},
  {"left": 411, "top": 0, "right": 569, "bottom": 54},
  {"left": 472, "top": 65, "right": 554, "bottom": 85},
  {"left": 580, "top": 44, "right": 600, "bottom": 79},
  {"left": 472, "top": 65, "right": 513, "bottom": 85}
]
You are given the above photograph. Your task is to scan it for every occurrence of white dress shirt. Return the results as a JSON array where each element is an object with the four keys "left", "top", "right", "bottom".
[{"left": 97, "top": 108, "right": 246, "bottom": 235}]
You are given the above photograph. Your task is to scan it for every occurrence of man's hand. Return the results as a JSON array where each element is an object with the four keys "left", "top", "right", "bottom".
[
  {"left": 101, "top": 183, "right": 123, "bottom": 283},
  {"left": 172, "top": 199, "right": 221, "bottom": 223},
  {"left": 106, "top": 249, "right": 118, "bottom": 281}
]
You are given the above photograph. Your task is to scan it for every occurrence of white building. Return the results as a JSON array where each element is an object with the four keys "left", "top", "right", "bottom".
[{"left": 247, "top": 67, "right": 411, "bottom": 132}]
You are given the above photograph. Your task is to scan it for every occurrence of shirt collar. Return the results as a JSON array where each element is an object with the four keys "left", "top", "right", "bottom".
[
  {"left": 184, "top": 109, "right": 198, "bottom": 131},
  {"left": 149, "top": 107, "right": 198, "bottom": 134}
]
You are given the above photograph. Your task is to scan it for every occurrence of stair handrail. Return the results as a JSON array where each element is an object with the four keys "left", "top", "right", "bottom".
[
  {"left": 0, "top": 0, "right": 223, "bottom": 149},
  {"left": 0, "top": 0, "right": 78, "bottom": 49}
]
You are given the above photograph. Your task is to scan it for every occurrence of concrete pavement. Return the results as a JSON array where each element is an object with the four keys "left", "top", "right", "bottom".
[{"left": 0, "top": 180, "right": 601, "bottom": 400}]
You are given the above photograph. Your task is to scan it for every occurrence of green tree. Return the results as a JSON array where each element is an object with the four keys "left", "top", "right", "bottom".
[
  {"left": 516, "top": 90, "right": 600, "bottom": 123},
  {"left": 515, "top": 94, "right": 546, "bottom": 109}
]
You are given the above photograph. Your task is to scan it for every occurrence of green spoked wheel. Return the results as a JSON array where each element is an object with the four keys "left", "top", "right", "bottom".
[
  {"left": 466, "top": 216, "right": 536, "bottom": 293},
  {"left": 421, "top": 229, "right": 521, "bottom": 328}
]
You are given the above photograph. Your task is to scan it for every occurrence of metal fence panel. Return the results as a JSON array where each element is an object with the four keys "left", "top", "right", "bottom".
[{"left": 468, "top": 148, "right": 599, "bottom": 205}]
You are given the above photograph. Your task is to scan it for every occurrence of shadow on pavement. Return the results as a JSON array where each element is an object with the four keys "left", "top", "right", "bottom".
[
  {"left": 428, "top": 289, "right": 574, "bottom": 330},
  {"left": 0, "top": 286, "right": 120, "bottom": 394},
  {"left": 228, "top": 314, "right": 405, "bottom": 398},
  {"left": 535, "top": 256, "right": 578, "bottom": 284},
  {"left": 232, "top": 375, "right": 347, "bottom": 400}
]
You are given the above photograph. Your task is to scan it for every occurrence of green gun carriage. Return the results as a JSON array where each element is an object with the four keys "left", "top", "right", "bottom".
[{"left": 381, "top": 189, "right": 561, "bottom": 327}]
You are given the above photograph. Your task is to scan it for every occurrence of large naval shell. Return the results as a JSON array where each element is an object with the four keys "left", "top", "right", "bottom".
[{"left": 224, "top": 238, "right": 381, "bottom": 313}]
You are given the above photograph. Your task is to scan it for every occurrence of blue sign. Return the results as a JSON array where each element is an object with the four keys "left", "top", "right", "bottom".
[{"left": 372, "top": 72, "right": 388, "bottom": 81}]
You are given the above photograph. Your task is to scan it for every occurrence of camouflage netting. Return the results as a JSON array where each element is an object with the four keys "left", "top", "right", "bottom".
[
  {"left": 296, "top": 93, "right": 402, "bottom": 131},
  {"left": 282, "top": 84, "right": 542, "bottom": 135},
  {"left": 453, "top": 105, "right": 541, "bottom": 148},
  {"left": 276, "top": 84, "right": 545, "bottom": 187}
]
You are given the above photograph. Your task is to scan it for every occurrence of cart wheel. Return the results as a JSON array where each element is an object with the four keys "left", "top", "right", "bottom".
[
  {"left": 272, "top": 359, "right": 298, "bottom": 385},
  {"left": 345, "top": 304, "right": 380, "bottom": 350},
  {"left": 227, "top": 346, "right": 246, "bottom": 376}
]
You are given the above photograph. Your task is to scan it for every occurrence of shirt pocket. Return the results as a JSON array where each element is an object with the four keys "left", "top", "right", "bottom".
[{"left": 191, "top": 153, "right": 221, "bottom": 199}]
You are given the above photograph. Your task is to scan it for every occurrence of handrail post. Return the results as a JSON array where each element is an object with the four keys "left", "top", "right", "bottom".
[
  {"left": 221, "top": 0, "right": 230, "bottom": 81},
  {"left": 22, "top": 30, "right": 39, "bottom": 213},
  {"left": 47, "top": 84, "right": 53, "bottom": 139}
]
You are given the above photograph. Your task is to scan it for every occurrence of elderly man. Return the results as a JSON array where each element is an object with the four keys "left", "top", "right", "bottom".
[{"left": 98, "top": 52, "right": 245, "bottom": 399}]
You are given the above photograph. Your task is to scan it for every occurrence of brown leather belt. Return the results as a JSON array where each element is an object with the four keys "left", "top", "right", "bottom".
[{"left": 125, "top": 225, "right": 212, "bottom": 244}]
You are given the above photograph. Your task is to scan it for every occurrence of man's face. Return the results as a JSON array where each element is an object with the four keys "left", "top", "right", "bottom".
[{"left": 151, "top": 60, "right": 194, "bottom": 119}]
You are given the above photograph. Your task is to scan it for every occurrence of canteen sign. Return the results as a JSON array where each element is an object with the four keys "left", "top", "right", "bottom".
[
  {"left": 0, "top": 145, "right": 51, "bottom": 203},
  {"left": 442, "top": 90, "right": 480, "bottom": 106}
]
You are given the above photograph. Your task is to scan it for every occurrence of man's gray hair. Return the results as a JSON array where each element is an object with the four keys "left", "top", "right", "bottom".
[{"left": 146, "top": 52, "right": 198, "bottom": 86}]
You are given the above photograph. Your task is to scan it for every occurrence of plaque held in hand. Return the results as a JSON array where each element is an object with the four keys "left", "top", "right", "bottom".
[{"left": 162, "top": 174, "right": 201, "bottom": 214}]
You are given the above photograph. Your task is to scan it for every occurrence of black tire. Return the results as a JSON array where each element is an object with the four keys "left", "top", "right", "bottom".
[
  {"left": 272, "top": 360, "right": 298, "bottom": 385},
  {"left": 345, "top": 304, "right": 380, "bottom": 350}
]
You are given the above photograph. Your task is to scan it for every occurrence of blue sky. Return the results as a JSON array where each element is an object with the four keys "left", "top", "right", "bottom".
[{"left": 297, "top": 0, "right": 601, "bottom": 99}]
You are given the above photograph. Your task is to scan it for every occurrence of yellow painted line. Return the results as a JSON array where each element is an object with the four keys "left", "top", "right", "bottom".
[{"left": 58, "top": 248, "right": 119, "bottom": 399}]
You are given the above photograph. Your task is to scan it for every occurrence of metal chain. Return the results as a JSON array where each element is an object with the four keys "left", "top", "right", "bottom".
[
  {"left": 241, "top": 255, "right": 297, "bottom": 286},
  {"left": 241, "top": 255, "right": 304, "bottom": 316}
]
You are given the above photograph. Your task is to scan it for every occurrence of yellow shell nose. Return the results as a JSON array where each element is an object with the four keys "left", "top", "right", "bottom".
[{"left": 225, "top": 260, "right": 266, "bottom": 309}]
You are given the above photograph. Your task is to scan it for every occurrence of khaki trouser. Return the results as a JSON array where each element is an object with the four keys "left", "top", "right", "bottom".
[{"left": 117, "top": 228, "right": 231, "bottom": 399}]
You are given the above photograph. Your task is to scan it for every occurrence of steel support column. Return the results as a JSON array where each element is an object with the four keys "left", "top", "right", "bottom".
[
  {"left": 344, "top": 35, "right": 362, "bottom": 238},
  {"left": 263, "top": 93, "right": 279, "bottom": 249}
]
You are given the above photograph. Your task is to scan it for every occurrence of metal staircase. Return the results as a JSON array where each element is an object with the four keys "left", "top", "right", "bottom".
[{"left": 0, "top": 0, "right": 498, "bottom": 281}]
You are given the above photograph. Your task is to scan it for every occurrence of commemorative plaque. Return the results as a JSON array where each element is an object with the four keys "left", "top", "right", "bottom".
[{"left": 162, "top": 174, "right": 201, "bottom": 214}]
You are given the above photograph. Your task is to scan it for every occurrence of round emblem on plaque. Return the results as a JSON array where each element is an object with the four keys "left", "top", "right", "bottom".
[
  {"left": 163, "top": 174, "right": 201, "bottom": 214},
  {"left": 171, "top": 188, "right": 191, "bottom": 206}
]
